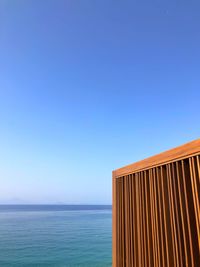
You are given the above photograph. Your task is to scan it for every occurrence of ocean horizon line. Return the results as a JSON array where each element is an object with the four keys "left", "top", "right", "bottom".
[
  {"left": 0, "top": 204, "right": 112, "bottom": 212},
  {"left": 0, "top": 203, "right": 112, "bottom": 206}
]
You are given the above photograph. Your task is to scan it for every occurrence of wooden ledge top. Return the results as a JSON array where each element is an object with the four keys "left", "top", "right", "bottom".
[{"left": 113, "top": 138, "right": 200, "bottom": 178}]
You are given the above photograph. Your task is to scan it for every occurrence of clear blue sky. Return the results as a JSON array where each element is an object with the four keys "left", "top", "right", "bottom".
[{"left": 0, "top": 1, "right": 199, "bottom": 204}]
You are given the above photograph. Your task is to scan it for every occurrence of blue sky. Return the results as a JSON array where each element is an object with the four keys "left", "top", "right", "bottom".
[{"left": 0, "top": 1, "right": 199, "bottom": 204}]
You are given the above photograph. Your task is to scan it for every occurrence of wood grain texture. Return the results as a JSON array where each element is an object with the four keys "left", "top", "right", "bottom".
[{"left": 112, "top": 139, "right": 200, "bottom": 267}]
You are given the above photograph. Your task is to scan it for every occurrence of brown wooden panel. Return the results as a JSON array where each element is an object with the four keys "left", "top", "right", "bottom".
[{"left": 113, "top": 139, "right": 200, "bottom": 267}]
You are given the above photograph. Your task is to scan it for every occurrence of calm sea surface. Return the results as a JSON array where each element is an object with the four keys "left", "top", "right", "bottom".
[{"left": 0, "top": 205, "right": 112, "bottom": 267}]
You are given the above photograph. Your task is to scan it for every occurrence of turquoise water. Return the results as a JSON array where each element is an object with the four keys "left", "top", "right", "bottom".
[{"left": 0, "top": 205, "right": 112, "bottom": 267}]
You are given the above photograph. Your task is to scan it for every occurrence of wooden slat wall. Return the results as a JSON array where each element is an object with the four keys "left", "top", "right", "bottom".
[{"left": 112, "top": 140, "right": 200, "bottom": 267}]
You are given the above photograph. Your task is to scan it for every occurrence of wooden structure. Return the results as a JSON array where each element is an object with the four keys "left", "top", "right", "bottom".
[{"left": 112, "top": 139, "right": 200, "bottom": 267}]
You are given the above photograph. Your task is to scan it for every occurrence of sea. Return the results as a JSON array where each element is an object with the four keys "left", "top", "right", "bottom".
[{"left": 0, "top": 205, "right": 112, "bottom": 267}]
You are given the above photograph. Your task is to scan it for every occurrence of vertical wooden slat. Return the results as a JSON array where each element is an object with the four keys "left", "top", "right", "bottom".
[
  {"left": 128, "top": 174, "right": 134, "bottom": 267},
  {"left": 171, "top": 162, "right": 184, "bottom": 267},
  {"left": 196, "top": 156, "right": 200, "bottom": 250},
  {"left": 138, "top": 172, "right": 145, "bottom": 267},
  {"left": 144, "top": 170, "right": 151, "bottom": 267},
  {"left": 124, "top": 176, "right": 128, "bottom": 266},
  {"left": 149, "top": 168, "right": 157, "bottom": 267},
  {"left": 176, "top": 160, "right": 190, "bottom": 267},
  {"left": 132, "top": 173, "right": 138, "bottom": 267},
  {"left": 119, "top": 178, "right": 123, "bottom": 267},
  {"left": 156, "top": 167, "right": 166, "bottom": 267},
  {"left": 167, "top": 164, "right": 179, "bottom": 266},
  {"left": 122, "top": 177, "right": 125, "bottom": 267},
  {"left": 197, "top": 155, "right": 200, "bottom": 184},
  {"left": 182, "top": 160, "right": 195, "bottom": 267},
  {"left": 135, "top": 173, "right": 141, "bottom": 267},
  {"left": 124, "top": 175, "right": 130, "bottom": 266},
  {"left": 189, "top": 157, "right": 200, "bottom": 248},
  {"left": 118, "top": 178, "right": 121, "bottom": 267},
  {"left": 141, "top": 171, "right": 147, "bottom": 267},
  {"left": 152, "top": 167, "right": 161, "bottom": 267},
  {"left": 165, "top": 164, "right": 176, "bottom": 266},
  {"left": 160, "top": 166, "right": 170, "bottom": 267},
  {"left": 112, "top": 174, "right": 117, "bottom": 267}
]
